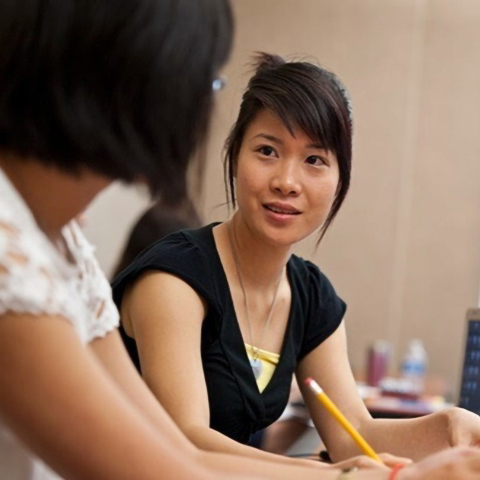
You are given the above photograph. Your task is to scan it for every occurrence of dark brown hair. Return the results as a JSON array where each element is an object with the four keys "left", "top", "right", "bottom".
[
  {"left": 112, "top": 199, "right": 201, "bottom": 278},
  {"left": 224, "top": 53, "right": 352, "bottom": 241}
]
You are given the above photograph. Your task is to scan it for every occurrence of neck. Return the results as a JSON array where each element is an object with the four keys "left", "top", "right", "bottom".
[
  {"left": 0, "top": 153, "right": 111, "bottom": 241},
  {"left": 228, "top": 212, "right": 291, "bottom": 290}
]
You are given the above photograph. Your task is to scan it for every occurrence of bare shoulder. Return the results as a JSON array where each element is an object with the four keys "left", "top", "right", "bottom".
[{"left": 122, "top": 270, "right": 207, "bottom": 336}]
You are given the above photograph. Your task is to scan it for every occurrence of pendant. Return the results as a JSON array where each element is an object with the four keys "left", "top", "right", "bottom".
[{"left": 250, "top": 357, "right": 263, "bottom": 379}]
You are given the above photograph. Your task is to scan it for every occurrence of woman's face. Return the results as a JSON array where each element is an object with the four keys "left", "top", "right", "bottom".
[{"left": 234, "top": 109, "right": 340, "bottom": 247}]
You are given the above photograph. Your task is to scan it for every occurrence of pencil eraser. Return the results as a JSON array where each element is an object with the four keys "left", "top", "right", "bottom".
[{"left": 304, "top": 377, "right": 314, "bottom": 387}]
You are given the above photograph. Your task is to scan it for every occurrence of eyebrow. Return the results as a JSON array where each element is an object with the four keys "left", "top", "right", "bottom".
[
  {"left": 252, "top": 133, "right": 284, "bottom": 145},
  {"left": 251, "top": 133, "right": 325, "bottom": 150}
]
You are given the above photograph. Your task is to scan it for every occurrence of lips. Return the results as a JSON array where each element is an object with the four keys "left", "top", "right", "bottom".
[{"left": 263, "top": 203, "right": 301, "bottom": 215}]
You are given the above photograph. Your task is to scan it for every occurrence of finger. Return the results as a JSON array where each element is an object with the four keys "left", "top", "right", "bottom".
[
  {"left": 378, "top": 452, "right": 413, "bottom": 467},
  {"left": 332, "top": 455, "right": 389, "bottom": 471},
  {"left": 450, "top": 446, "right": 480, "bottom": 458}
]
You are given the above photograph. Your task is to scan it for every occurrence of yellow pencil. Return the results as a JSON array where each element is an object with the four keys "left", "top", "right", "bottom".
[{"left": 304, "top": 377, "right": 383, "bottom": 464}]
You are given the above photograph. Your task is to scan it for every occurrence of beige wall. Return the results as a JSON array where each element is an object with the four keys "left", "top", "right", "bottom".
[
  {"left": 84, "top": 184, "right": 149, "bottom": 279},
  {"left": 85, "top": 0, "right": 480, "bottom": 395}
]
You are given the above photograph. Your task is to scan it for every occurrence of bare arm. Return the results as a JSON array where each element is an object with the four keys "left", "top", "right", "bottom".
[
  {"left": 0, "top": 313, "right": 209, "bottom": 480},
  {"left": 297, "top": 320, "right": 457, "bottom": 462},
  {"left": 88, "top": 328, "right": 199, "bottom": 456}
]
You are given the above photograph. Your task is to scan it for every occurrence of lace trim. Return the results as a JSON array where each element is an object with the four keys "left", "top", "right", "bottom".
[{"left": 0, "top": 215, "right": 119, "bottom": 343}]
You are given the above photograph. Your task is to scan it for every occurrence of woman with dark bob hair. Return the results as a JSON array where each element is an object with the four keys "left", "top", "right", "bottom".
[
  {"left": 0, "top": 2, "right": 368, "bottom": 479},
  {"left": 113, "top": 53, "right": 480, "bottom": 478}
]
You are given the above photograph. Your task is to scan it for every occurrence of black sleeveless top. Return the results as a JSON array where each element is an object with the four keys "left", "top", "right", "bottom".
[{"left": 112, "top": 223, "right": 346, "bottom": 444}]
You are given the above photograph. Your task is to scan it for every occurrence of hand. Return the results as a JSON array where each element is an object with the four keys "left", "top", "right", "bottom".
[
  {"left": 445, "top": 407, "right": 480, "bottom": 447},
  {"left": 330, "top": 453, "right": 411, "bottom": 472},
  {"left": 397, "top": 447, "right": 480, "bottom": 480}
]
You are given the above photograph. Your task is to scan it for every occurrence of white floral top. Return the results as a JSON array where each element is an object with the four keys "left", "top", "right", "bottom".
[{"left": 0, "top": 167, "right": 119, "bottom": 479}]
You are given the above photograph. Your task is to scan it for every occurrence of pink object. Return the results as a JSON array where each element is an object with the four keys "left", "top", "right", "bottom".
[{"left": 367, "top": 341, "right": 390, "bottom": 387}]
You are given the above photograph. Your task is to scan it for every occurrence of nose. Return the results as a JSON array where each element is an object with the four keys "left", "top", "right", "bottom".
[{"left": 270, "top": 159, "right": 301, "bottom": 197}]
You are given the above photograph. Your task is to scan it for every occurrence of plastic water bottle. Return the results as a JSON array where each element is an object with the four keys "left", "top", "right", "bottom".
[{"left": 401, "top": 339, "right": 428, "bottom": 395}]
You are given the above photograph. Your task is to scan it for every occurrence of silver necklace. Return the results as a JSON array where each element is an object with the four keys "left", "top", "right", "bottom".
[{"left": 227, "top": 221, "right": 283, "bottom": 380}]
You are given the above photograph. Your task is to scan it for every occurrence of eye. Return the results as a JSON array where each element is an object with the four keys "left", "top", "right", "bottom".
[
  {"left": 256, "top": 146, "right": 277, "bottom": 157},
  {"left": 305, "top": 155, "right": 328, "bottom": 167}
]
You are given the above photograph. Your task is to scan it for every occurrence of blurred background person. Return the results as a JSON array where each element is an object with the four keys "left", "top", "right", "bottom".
[{"left": 112, "top": 199, "right": 202, "bottom": 278}]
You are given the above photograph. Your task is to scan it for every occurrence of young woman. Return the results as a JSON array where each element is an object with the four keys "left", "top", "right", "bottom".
[{"left": 113, "top": 53, "right": 480, "bottom": 474}]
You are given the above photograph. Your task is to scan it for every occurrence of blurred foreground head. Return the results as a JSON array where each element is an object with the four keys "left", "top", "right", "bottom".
[{"left": 0, "top": 0, "right": 233, "bottom": 204}]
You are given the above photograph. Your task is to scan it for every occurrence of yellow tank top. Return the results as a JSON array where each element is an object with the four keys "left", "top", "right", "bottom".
[{"left": 245, "top": 343, "right": 280, "bottom": 392}]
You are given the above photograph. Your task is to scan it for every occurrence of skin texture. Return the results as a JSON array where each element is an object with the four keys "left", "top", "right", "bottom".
[{"left": 233, "top": 109, "right": 340, "bottom": 250}]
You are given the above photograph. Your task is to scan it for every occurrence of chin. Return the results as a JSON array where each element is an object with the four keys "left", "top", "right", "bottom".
[{"left": 259, "top": 226, "right": 307, "bottom": 248}]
